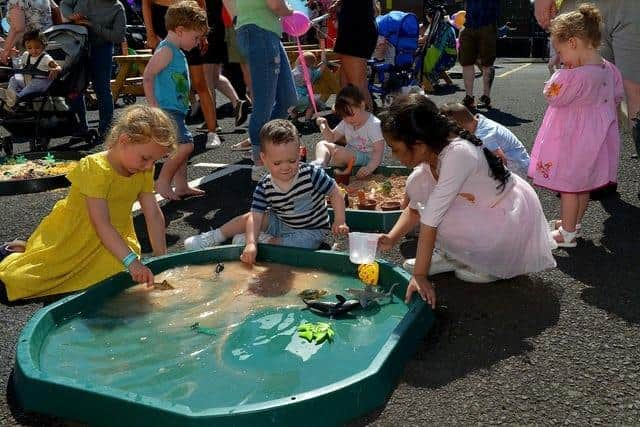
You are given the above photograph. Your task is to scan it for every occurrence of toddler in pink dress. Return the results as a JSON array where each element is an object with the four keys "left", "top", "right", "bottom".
[{"left": 529, "top": 4, "right": 624, "bottom": 247}]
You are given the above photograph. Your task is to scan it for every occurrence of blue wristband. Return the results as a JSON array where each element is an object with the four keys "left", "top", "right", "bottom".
[{"left": 122, "top": 252, "right": 138, "bottom": 268}]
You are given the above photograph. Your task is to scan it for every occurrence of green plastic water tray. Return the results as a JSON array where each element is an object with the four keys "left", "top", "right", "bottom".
[
  {"left": 327, "top": 165, "right": 411, "bottom": 232},
  {"left": 14, "top": 245, "right": 433, "bottom": 426}
]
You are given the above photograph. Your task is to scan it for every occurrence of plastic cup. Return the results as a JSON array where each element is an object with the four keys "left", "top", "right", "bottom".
[{"left": 348, "top": 232, "right": 379, "bottom": 264}]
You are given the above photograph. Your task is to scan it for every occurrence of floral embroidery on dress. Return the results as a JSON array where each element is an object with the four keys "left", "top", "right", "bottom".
[
  {"left": 545, "top": 82, "right": 563, "bottom": 98},
  {"left": 536, "top": 161, "right": 553, "bottom": 179}
]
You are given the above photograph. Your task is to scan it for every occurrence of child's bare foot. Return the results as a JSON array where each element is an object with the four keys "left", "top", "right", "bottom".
[
  {"left": 175, "top": 186, "right": 205, "bottom": 199},
  {"left": 155, "top": 181, "right": 181, "bottom": 201}
]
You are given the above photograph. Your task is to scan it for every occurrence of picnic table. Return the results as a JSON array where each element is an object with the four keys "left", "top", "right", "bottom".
[{"left": 110, "top": 54, "right": 151, "bottom": 104}]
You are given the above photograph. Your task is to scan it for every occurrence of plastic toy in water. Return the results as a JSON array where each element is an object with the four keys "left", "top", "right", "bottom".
[
  {"left": 152, "top": 280, "right": 174, "bottom": 290},
  {"left": 297, "top": 321, "right": 335, "bottom": 344},
  {"left": 358, "top": 261, "right": 379, "bottom": 286},
  {"left": 298, "top": 288, "right": 328, "bottom": 299},
  {"left": 302, "top": 294, "right": 361, "bottom": 317},
  {"left": 282, "top": 11, "right": 311, "bottom": 37},
  {"left": 345, "top": 283, "right": 399, "bottom": 309},
  {"left": 213, "top": 262, "right": 224, "bottom": 280},
  {"left": 190, "top": 322, "right": 216, "bottom": 336}
]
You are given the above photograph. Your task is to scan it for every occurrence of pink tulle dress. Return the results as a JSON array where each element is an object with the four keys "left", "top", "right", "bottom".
[
  {"left": 406, "top": 139, "right": 556, "bottom": 279},
  {"left": 528, "top": 60, "right": 624, "bottom": 192}
]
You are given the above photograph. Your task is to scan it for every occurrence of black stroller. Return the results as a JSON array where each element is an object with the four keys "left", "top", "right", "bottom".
[{"left": 0, "top": 24, "right": 98, "bottom": 155}]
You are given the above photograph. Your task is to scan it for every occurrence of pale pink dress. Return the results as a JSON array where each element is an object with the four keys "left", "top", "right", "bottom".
[
  {"left": 406, "top": 139, "right": 556, "bottom": 279},
  {"left": 528, "top": 60, "right": 624, "bottom": 192}
]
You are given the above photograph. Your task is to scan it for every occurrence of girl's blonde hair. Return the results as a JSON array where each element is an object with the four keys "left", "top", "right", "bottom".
[
  {"left": 105, "top": 105, "right": 178, "bottom": 155},
  {"left": 550, "top": 3, "right": 602, "bottom": 48}
]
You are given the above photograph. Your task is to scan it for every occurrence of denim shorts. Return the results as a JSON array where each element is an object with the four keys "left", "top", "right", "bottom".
[
  {"left": 264, "top": 213, "right": 328, "bottom": 249},
  {"left": 167, "top": 111, "right": 193, "bottom": 144},
  {"left": 346, "top": 147, "right": 371, "bottom": 167}
]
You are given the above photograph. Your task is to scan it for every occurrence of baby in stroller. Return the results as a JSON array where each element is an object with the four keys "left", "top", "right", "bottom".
[
  {"left": 0, "top": 30, "right": 62, "bottom": 110},
  {"left": 0, "top": 24, "right": 95, "bottom": 155}
]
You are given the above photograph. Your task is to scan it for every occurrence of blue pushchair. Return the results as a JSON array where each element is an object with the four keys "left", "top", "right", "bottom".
[{"left": 368, "top": 11, "right": 421, "bottom": 109}]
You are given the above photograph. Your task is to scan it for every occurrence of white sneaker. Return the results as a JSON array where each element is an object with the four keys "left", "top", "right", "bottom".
[
  {"left": 251, "top": 165, "right": 268, "bottom": 182},
  {"left": 184, "top": 229, "right": 223, "bottom": 250},
  {"left": 402, "top": 249, "right": 459, "bottom": 275},
  {"left": 206, "top": 132, "right": 221, "bottom": 149},
  {"left": 454, "top": 267, "right": 499, "bottom": 284},
  {"left": 231, "top": 233, "right": 274, "bottom": 245}
]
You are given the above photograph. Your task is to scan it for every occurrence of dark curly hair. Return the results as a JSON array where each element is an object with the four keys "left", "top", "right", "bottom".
[{"left": 379, "top": 94, "right": 511, "bottom": 192}]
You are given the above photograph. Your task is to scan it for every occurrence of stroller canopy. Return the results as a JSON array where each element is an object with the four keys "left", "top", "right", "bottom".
[{"left": 376, "top": 11, "right": 419, "bottom": 68}]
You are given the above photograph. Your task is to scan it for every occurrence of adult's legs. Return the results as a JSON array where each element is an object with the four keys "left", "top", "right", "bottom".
[
  {"left": 463, "top": 65, "right": 475, "bottom": 97},
  {"left": 189, "top": 64, "right": 217, "bottom": 131},
  {"left": 271, "top": 42, "right": 298, "bottom": 121},
  {"left": 236, "top": 25, "right": 288, "bottom": 163},
  {"left": 239, "top": 62, "right": 252, "bottom": 103},
  {"left": 90, "top": 43, "right": 115, "bottom": 136},
  {"left": 339, "top": 54, "right": 373, "bottom": 110}
]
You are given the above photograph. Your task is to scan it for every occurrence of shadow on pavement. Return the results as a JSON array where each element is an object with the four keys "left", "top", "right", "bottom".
[
  {"left": 134, "top": 168, "right": 254, "bottom": 253},
  {"left": 482, "top": 108, "right": 533, "bottom": 127},
  {"left": 402, "top": 275, "right": 560, "bottom": 389},
  {"left": 555, "top": 196, "right": 640, "bottom": 325}
]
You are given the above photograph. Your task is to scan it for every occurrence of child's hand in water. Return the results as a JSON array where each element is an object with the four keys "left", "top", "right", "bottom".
[
  {"left": 128, "top": 259, "right": 154, "bottom": 287},
  {"left": 240, "top": 243, "right": 257, "bottom": 265}
]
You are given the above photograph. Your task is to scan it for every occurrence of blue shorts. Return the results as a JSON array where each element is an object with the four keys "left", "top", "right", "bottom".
[
  {"left": 264, "top": 212, "right": 328, "bottom": 249},
  {"left": 346, "top": 147, "right": 371, "bottom": 167},
  {"left": 167, "top": 111, "right": 193, "bottom": 144}
]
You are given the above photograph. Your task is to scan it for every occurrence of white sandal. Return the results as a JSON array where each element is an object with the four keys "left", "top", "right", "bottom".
[
  {"left": 551, "top": 226, "right": 577, "bottom": 248},
  {"left": 548, "top": 220, "right": 582, "bottom": 238}
]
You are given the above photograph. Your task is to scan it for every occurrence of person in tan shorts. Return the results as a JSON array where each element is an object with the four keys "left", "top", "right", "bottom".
[
  {"left": 458, "top": 0, "right": 499, "bottom": 109},
  {"left": 535, "top": 0, "right": 640, "bottom": 183}
]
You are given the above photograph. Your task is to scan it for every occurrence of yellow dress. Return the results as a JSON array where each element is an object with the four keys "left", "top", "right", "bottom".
[{"left": 0, "top": 152, "right": 155, "bottom": 301}]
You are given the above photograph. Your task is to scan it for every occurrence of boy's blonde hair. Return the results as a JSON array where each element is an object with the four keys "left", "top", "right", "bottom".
[
  {"left": 105, "top": 105, "right": 178, "bottom": 155},
  {"left": 550, "top": 3, "right": 602, "bottom": 48},
  {"left": 439, "top": 102, "right": 475, "bottom": 125},
  {"left": 165, "top": 1, "right": 208, "bottom": 34},
  {"left": 259, "top": 119, "right": 299, "bottom": 152}
]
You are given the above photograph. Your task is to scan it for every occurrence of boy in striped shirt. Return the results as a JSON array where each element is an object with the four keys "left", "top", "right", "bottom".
[{"left": 184, "top": 119, "right": 350, "bottom": 264}]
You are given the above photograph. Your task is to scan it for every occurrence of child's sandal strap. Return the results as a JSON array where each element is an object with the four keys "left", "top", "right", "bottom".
[{"left": 556, "top": 226, "right": 577, "bottom": 248}]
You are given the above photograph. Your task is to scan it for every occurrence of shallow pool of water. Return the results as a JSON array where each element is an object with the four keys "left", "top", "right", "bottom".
[{"left": 40, "top": 262, "right": 407, "bottom": 411}]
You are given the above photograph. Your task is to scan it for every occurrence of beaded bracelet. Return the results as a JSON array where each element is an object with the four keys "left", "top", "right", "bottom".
[{"left": 122, "top": 252, "right": 138, "bottom": 268}]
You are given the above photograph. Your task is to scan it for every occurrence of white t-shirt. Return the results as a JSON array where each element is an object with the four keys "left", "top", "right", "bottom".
[
  {"left": 20, "top": 51, "right": 54, "bottom": 73},
  {"left": 334, "top": 113, "right": 384, "bottom": 154}
]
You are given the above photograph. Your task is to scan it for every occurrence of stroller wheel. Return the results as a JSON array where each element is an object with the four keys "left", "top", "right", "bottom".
[
  {"left": 2, "top": 136, "right": 14, "bottom": 156},
  {"left": 30, "top": 136, "right": 50, "bottom": 152},
  {"left": 123, "top": 94, "right": 136, "bottom": 105},
  {"left": 85, "top": 129, "right": 100, "bottom": 147}
]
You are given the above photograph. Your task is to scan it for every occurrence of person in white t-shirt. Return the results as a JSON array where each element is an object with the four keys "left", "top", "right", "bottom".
[
  {"left": 314, "top": 84, "right": 385, "bottom": 178},
  {"left": 0, "top": 30, "right": 61, "bottom": 109}
]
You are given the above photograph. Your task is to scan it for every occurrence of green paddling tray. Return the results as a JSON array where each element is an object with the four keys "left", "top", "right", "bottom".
[
  {"left": 327, "top": 165, "right": 411, "bottom": 232},
  {"left": 14, "top": 245, "right": 433, "bottom": 426}
]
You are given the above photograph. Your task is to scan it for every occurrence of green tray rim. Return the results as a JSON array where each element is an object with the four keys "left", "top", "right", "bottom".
[{"left": 14, "top": 245, "right": 433, "bottom": 426}]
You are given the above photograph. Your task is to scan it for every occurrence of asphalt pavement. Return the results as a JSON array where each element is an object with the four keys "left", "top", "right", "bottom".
[{"left": 1, "top": 59, "right": 639, "bottom": 426}]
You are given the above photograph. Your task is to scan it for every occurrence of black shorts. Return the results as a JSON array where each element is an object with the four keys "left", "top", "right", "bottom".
[
  {"left": 333, "top": 6, "right": 377, "bottom": 59},
  {"left": 183, "top": 28, "right": 228, "bottom": 65}
]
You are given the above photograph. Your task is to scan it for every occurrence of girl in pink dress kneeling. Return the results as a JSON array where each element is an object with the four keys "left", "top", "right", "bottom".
[
  {"left": 377, "top": 94, "right": 556, "bottom": 308},
  {"left": 529, "top": 4, "right": 624, "bottom": 247}
]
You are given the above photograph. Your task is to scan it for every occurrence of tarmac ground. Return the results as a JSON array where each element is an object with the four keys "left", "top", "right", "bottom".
[{"left": 1, "top": 59, "right": 639, "bottom": 425}]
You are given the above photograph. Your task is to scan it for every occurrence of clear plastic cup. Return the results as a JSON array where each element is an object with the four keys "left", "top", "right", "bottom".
[{"left": 348, "top": 232, "right": 379, "bottom": 264}]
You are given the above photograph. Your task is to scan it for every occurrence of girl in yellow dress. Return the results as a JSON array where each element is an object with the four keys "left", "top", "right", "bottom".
[{"left": 0, "top": 105, "right": 177, "bottom": 301}]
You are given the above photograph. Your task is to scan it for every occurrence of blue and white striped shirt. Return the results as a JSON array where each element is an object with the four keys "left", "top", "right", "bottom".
[{"left": 251, "top": 163, "right": 335, "bottom": 229}]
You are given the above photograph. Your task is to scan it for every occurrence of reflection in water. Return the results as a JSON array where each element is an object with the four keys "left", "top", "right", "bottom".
[{"left": 39, "top": 262, "right": 408, "bottom": 410}]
